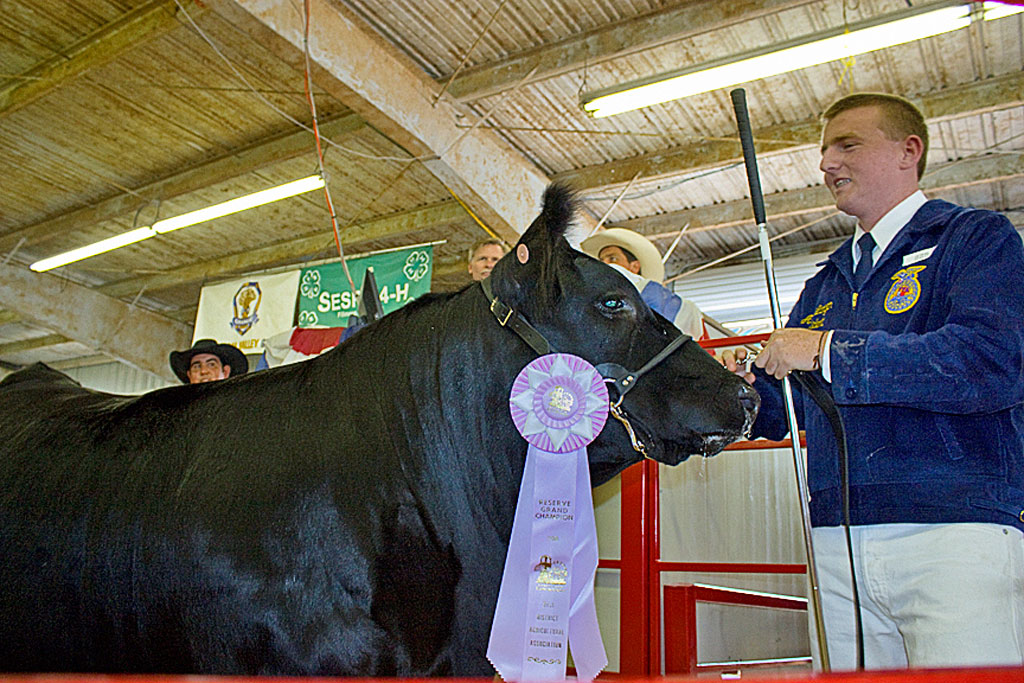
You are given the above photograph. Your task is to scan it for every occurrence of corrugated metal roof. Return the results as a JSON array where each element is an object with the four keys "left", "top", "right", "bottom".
[{"left": 0, "top": 0, "right": 1021, "bottom": 370}]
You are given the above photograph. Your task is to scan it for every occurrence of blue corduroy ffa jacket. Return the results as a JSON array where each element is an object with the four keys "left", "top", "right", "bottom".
[{"left": 751, "top": 199, "right": 1024, "bottom": 531}]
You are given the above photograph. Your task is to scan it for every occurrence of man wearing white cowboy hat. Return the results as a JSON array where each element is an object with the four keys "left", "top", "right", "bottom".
[
  {"left": 581, "top": 228, "right": 705, "bottom": 339},
  {"left": 169, "top": 339, "right": 249, "bottom": 384}
]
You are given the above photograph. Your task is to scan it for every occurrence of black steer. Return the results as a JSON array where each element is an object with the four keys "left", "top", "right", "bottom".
[{"left": 0, "top": 184, "right": 757, "bottom": 675}]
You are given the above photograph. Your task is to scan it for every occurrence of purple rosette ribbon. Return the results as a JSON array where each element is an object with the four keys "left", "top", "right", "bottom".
[{"left": 487, "top": 353, "right": 609, "bottom": 682}]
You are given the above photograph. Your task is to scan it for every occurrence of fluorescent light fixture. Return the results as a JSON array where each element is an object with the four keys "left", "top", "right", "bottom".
[
  {"left": 583, "top": 1, "right": 1022, "bottom": 118},
  {"left": 983, "top": 1, "right": 1024, "bottom": 20},
  {"left": 30, "top": 227, "right": 156, "bottom": 272},
  {"left": 152, "top": 174, "right": 324, "bottom": 234},
  {"left": 30, "top": 175, "right": 324, "bottom": 272}
]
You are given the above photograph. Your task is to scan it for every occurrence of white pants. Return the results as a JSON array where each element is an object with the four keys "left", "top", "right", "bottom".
[{"left": 808, "top": 523, "right": 1024, "bottom": 671}]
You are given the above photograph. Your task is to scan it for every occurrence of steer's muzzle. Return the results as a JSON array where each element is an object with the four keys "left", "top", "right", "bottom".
[
  {"left": 699, "top": 379, "right": 760, "bottom": 457},
  {"left": 736, "top": 380, "right": 760, "bottom": 440}
]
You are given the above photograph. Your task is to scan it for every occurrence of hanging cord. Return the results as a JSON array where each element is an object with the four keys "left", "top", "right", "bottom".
[
  {"left": 2, "top": 237, "right": 26, "bottom": 266},
  {"left": 433, "top": 0, "right": 510, "bottom": 105},
  {"left": 586, "top": 172, "right": 642, "bottom": 238},
  {"left": 661, "top": 223, "right": 691, "bottom": 264},
  {"left": 789, "top": 369, "right": 864, "bottom": 670},
  {"left": 303, "top": 0, "right": 355, "bottom": 295},
  {"left": 442, "top": 184, "right": 506, "bottom": 244},
  {"left": 837, "top": 0, "right": 859, "bottom": 92}
]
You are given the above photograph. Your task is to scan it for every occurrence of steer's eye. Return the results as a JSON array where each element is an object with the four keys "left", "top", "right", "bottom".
[{"left": 596, "top": 296, "right": 629, "bottom": 315}]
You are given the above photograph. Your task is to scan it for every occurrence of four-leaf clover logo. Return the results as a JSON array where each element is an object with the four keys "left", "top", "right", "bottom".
[
  {"left": 300, "top": 270, "right": 321, "bottom": 298},
  {"left": 403, "top": 251, "right": 430, "bottom": 282}
]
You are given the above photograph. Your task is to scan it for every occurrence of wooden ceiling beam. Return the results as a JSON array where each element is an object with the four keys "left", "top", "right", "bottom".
[
  {"left": 0, "top": 113, "right": 365, "bottom": 253},
  {"left": 555, "top": 72, "right": 1024, "bottom": 191},
  {"left": 917, "top": 71, "right": 1024, "bottom": 120},
  {"left": 0, "top": 262, "right": 191, "bottom": 381},
  {"left": 211, "top": 0, "right": 556, "bottom": 243},
  {"left": 0, "top": 200, "right": 469, "bottom": 334},
  {"left": 619, "top": 154, "right": 1024, "bottom": 239},
  {"left": 0, "top": 334, "right": 69, "bottom": 356},
  {"left": 0, "top": 0, "right": 186, "bottom": 117},
  {"left": 442, "top": 0, "right": 816, "bottom": 101}
]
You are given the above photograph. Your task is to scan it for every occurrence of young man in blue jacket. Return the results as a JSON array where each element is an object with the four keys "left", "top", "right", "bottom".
[{"left": 724, "top": 93, "right": 1024, "bottom": 670}]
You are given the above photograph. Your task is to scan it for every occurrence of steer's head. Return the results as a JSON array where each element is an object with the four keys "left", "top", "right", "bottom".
[{"left": 489, "top": 184, "right": 759, "bottom": 485}]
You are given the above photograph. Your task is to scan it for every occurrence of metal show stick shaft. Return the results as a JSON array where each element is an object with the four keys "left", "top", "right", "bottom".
[{"left": 729, "top": 87, "right": 831, "bottom": 672}]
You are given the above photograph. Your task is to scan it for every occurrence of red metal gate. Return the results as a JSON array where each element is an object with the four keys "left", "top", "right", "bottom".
[{"left": 609, "top": 334, "right": 808, "bottom": 676}]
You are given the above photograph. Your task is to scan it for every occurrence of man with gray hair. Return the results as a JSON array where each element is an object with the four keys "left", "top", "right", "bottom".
[{"left": 467, "top": 239, "right": 506, "bottom": 281}]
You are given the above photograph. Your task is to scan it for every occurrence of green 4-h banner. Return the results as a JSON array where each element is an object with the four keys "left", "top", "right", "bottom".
[{"left": 296, "top": 245, "right": 433, "bottom": 327}]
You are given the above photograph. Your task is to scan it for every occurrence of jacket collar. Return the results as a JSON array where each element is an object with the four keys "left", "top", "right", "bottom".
[{"left": 825, "top": 198, "right": 957, "bottom": 280}]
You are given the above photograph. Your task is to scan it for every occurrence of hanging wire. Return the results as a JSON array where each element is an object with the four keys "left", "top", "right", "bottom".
[
  {"left": 443, "top": 184, "right": 507, "bottom": 244},
  {"left": 586, "top": 172, "right": 642, "bottom": 238},
  {"left": 172, "top": 0, "right": 423, "bottom": 163},
  {"left": 666, "top": 123, "right": 1024, "bottom": 282},
  {"left": 441, "top": 64, "right": 542, "bottom": 159},
  {"left": 433, "top": 0, "right": 511, "bottom": 105},
  {"left": 2, "top": 237, "right": 27, "bottom": 266},
  {"left": 837, "top": 0, "right": 858, "bottom": 92},
  {"left": 302, "top": 0, "right": 355, "bottom": 294},
  {"left": 661, "top": 223, "right": 691, "bottom": 264},
  {"left": 576, "top": 51, "right": 589, "bottom": 103}
]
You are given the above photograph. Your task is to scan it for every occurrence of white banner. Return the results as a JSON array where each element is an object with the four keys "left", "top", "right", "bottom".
[{"left": 193, "top": 270, "right": 300, "bottom": 355}]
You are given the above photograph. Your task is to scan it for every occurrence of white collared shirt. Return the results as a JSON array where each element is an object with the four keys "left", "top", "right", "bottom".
[
  {"left": 822, "top": 190, "right": 927, "bottom": 382},
  {"left": 850, "top": 190, "right": 928, "bottom": 269}
]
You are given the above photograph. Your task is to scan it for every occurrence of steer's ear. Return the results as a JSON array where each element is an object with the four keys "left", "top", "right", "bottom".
[{"left": 491, "top": 183, "right": 577, "bottom": 317}]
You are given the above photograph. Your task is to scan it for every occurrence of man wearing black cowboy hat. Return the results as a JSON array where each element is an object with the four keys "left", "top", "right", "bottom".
[{"left": 169, "top": 339, "right": 249, "bottom": 384}]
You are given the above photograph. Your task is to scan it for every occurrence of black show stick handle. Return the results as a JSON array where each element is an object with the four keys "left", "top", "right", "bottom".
[{"left": 730, "top": 88, "right": 767, "bottom": 226}]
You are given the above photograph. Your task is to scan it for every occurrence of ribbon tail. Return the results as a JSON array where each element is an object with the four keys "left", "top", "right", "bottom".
[
  {"left": 568, "top": 448, "right": 607, "bottom": 682},
  {"left": 487, "top": 446, "right": 537, "bottom": 682}
]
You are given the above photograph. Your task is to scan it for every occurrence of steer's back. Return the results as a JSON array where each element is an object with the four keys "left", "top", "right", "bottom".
[
  {"left": 0, "top": 365, "right": 161, "bottom": 668},
  {"left": 0, "top": 363, "right": 398, "bottom": 673}
]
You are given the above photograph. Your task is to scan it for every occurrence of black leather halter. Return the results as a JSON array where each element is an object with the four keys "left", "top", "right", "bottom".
[{"left": 480, "top": 277, "right": 692, "bottom": 455}]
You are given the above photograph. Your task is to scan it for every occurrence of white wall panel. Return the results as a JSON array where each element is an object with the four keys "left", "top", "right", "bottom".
[
  {"left": 673, "top": 252, "right": 828, "bottom": 333},
  {"left": 62, "top": 360, "right": 174, "bottom": 395},
  {"left": 593, "top": 446, "right": 812, "bottom": 673}
]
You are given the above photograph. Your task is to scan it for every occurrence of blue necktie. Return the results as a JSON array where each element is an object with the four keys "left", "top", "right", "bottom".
[{"left": 854, "top": 233, "right": 876, "bottom": 290}]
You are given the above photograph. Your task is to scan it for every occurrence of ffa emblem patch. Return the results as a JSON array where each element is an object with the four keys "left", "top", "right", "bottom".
[
  {"left": 231, "top": 281, "right": 262, "bottom": 335},
  {"left": 800, "top": 301, "right": 833, "bottom": 329},
  {"left": 884, "top": 266, "right": 926, "bottom": 314}
]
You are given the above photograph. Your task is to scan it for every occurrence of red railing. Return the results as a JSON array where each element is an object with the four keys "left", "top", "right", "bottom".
[
  {"left": 4, "top": 670, "right": 1024, "bottom": 683},
  {"left": 663, "top": 583, "right": 808, "bottom": 675}
]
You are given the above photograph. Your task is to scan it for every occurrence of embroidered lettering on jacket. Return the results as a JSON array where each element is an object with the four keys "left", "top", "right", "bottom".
[
  {"left": 884, "top": 266, "right": 926, "bottom": 314},
  {"left": 800, "top": 301, "right": 833, "bottom": 328}
]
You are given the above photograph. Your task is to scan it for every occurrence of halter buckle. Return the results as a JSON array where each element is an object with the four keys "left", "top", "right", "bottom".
[{"left": 490, "top": 298, "right": 513, "bottom": 326}]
